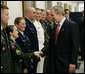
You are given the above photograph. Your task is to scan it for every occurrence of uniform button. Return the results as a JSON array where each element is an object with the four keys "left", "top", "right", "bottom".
[
  {"left": 19, "top": 60, "right": 23, "bottom": 63},
  {"left": 8, "top": 46, "right": 10, "bottom": 49},
  {"left": 2, "top": 47, "right": 5, "bottom": 51},
  {"left": 1, "top": 66, "right": 3, "bottom": 69}
]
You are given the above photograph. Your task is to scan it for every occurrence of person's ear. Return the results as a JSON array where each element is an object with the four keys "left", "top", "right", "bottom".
[
  {"left": 15, "top": 24, "right": 18, "bottom": 28},
  {"left": 10, "top": 32, "right": 13, "bottom": 36}
]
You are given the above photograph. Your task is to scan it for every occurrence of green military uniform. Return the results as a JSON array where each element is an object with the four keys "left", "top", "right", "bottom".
[
  {"left": 45, "top": 20, "right": 54, "bottom": 38},
  {"left": 40, "top": 20, "right": 54, "bottom": 73},
  {"left": 40, "top": 20, "right": 50, "bottom": 43},
  {"left": 1, "top": 28, "right": 12, "bottom": 73},
  {"left": 40, "top": 20, "right": 50, "bottom": 73},
  {"left": 10, "top": 39, "right": 36, "bottom": 73},
  {"left": 46, "top": 20, "right": 54, "bottom": 30}
]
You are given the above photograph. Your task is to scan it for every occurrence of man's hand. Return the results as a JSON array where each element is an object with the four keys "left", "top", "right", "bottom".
[
  {"left": 34, "top": 51, "right": 41, "bottom": 58},
  {"left": 23, "top": 68, "right": 28, "bottom": 73},
  {"left": 39, "top": 51, "right": 43, "bottom": 56},
  {"left": 69, "top": 64, "right": 76, "bottom": 73},
  {"left": 34, "top": 51, "right": 43, "bottom": 58}
]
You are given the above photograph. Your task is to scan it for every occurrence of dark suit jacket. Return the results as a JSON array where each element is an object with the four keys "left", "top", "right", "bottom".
[
  {"left": 24, "top": 18, "right": 39, "bottom": 52},
  {"left": 49, "top": 19, "right": 79, "bottom": 73},
  {"left": 78, "top": 16, "right": 84, "bottom": 59},
  {"left": 79, "top": 16, "right": 84, "bottom": 40}
]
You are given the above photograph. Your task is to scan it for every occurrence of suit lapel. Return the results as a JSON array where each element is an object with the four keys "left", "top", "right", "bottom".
[
  {"left": 25, "top": 17, "right": 36, "bottom": 33},
  {"left": 58, "top": 19, "right": 68, "bottom": 35},
  {"left": 18, "top": 32, "right": 24, "bottom": 37},
  {"left": 52, "top": 24, "right": 57, "bottom": 43}
]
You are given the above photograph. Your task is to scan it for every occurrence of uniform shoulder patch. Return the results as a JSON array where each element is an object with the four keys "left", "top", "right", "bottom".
[{"left": 10, "top": 43, "right": 16, "bottom": 50}]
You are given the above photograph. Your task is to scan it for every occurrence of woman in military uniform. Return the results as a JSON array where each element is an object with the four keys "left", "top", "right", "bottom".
[{"left": 6, "top": 25, "right": 40, "bottom": 73}]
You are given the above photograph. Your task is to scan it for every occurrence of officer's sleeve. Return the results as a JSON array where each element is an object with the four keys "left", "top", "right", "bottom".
[
  {"left": 69, "top": 22, "right": 79, "bottom": 64},
  {"left": 10, "top": 43, "right": 36, "bottom": 60}
]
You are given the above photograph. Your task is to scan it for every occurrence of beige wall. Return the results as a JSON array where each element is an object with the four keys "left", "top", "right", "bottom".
[
  {"left": 36, "top": 1, "right": 45, "bottom": 9},
  {"left": 7, "top": 1, "right": 23, "bottom": 25},
  {"left": 7, "top": 1, "right": 84, "bottom": 25}
]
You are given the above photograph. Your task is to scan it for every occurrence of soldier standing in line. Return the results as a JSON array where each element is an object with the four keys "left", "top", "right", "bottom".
[
  {"left": 6, "top": 25, "right": 40, "bottom": 73},
  {"left": 1, "top": 5, "right": 12, "bottom": 73}
]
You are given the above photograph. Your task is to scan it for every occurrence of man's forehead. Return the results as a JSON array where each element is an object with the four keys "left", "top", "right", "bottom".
[
  {"left": 50, "top": 9, "right": 55, "bottom": 13},
  {"left": 66, "top": 11, "right": 69, "bottom": 12},
  {"left": 1, "top": 9, "right": 8, "bottom": 14},
  {"left": 3, "top": 9, "right": 9, "bottom": 13},
  {"left": 31, "top": 8, "right": 36, "bottom": 11}
]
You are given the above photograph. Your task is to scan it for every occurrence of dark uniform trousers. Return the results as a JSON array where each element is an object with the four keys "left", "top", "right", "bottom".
[{"left": 1, "top": 28, "right": 12, "bottom": 73}]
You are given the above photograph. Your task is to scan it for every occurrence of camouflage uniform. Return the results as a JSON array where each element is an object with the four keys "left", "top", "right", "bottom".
[
  {"left": 1, "top": 28, "right": 12, "bottom": 73},
  {"left": 10, "top": 39, "right": 36, "bottom": 73}
]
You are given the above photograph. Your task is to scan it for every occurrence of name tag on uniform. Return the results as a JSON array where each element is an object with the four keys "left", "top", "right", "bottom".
[
  {"left": 2, "top": 47, "right": 5, "bottom": 51},
  {"left": 22, "top": 40, "right": 26, "bottom": 42}
]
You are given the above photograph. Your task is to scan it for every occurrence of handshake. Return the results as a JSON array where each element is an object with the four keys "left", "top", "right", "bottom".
[{"left": 34, "top": 51, "right": 43, "bottom": 58}]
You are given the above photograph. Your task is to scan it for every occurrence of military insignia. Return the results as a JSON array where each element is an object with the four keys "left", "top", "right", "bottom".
[
  {"left": 10, "top": 43, "right": 16, "bottom": 50},
  {"left": 19, "top": 60, "right": 23, "bottom": 63},
  {"left": 2, "top": 47, "right": 5, "bottom": 51},
  {"left": 1, "top": 66, "right": 3, "bottom": 69},
  {"left": 16, "top": 50, "right": 21, "bottom": 55},
  {"left": 1, "top": 35, "right": 4, "bottom": 40}
]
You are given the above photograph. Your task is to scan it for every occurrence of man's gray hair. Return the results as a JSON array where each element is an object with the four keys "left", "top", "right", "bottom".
[{"left": 51, "top": 5, "right": 65, "bottom": 15}]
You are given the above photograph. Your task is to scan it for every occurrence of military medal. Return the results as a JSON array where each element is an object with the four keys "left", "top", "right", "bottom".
[
  {"left": 2, "top": 47, "right": 5, "bottom": 51},
  {"left": 10, "top": 43, "right": 16, "bottom": 50},
  {"left": 1, "top": 35, "right": 4, "bottom": 40},
  {"left": 16, "top": 50, "right": 21, "bottom": 55}
]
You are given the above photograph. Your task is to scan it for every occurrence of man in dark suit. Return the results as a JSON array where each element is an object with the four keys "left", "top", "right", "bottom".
[
  {"left": 1, "top": 5, "right": 12, "bottom": 73},
  {"left": 24, "top": 7, "right": 39, "bottom": 73},
  {"left": 48, "top": 5, "right": 79, "bottom": 73},
  {"left": 79, "top": 10, "right": 84, "bottom": 60}
]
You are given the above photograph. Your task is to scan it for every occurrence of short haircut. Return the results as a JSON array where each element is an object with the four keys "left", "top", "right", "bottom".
[
  {"left": 36, "top": 8, "right": 40, "bottom": 10},
  {"left": 1, "top": 4, "right": 9, "bottom": 11},
  {"left": 41, "top": 9, "right": 45, "bottom": 12},
  {"left": 25, "top": 7, "right": 35, "bottom": 15},
  {"left": 6, "top": 25, "right": 14, "bottom": 37},
  {"left": 14, "top": 17, "right": 24, "bottom": 25},
  {"left": 51, "top": 5, "right": 65, "bottom": 15},
  {"left": 64, "top": 9, "right": 69, "bottom": 13},
  {"left": 46, "top": 10, "right": 50, "bottom": 16}
]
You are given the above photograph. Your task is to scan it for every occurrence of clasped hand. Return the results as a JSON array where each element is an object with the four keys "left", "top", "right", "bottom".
[{"left": 34, "top": 51, "right": 43, "bottom": 58}]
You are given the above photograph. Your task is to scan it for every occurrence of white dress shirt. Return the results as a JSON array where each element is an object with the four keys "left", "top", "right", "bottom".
[
  {"left": 33, "top": 20, "right": 45, "bottom": 73},
  {"left": 33, "top": 20, "right": 45, "bottom": 50},
  {"left": 18, "top": 29, "right": 25, "bottom": 37},
  {"left": 1, "top": 26, "right": 3, "bottom": 30},
  {"left": 59, "top": 17, "right": 66, "bottom": 31}
]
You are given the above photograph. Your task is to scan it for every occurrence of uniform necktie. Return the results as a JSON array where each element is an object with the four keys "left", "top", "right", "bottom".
[{"left": 55, "top": 24, "right": 60, "bottom": 44}]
